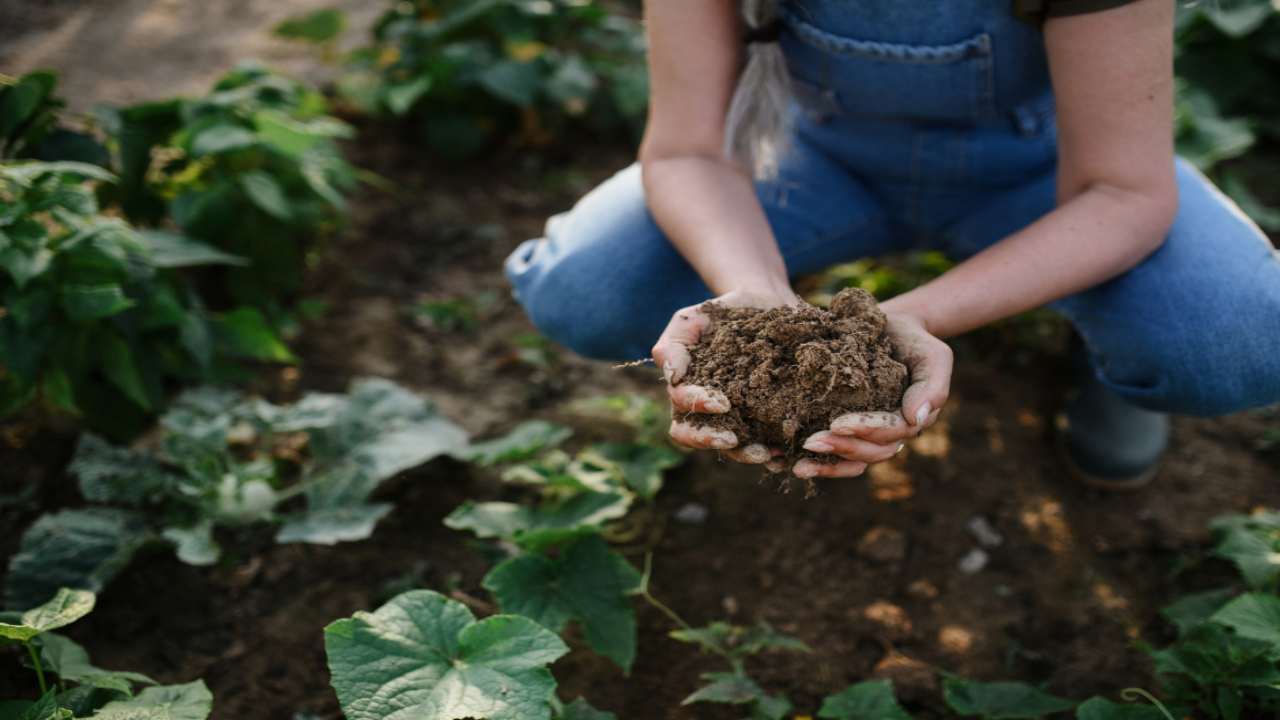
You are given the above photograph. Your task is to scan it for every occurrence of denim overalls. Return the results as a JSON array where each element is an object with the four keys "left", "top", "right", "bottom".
[{"left": 504, "top": 0, "right": 1280, "bottom": 416}]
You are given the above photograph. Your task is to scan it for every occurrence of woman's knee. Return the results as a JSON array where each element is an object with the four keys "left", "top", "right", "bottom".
[
  {"left": 1086, "top": 269, "right": 1280, "bottom": 417},
  {"left": 504, "top": 167, "right": 701, "bottom": 360}
]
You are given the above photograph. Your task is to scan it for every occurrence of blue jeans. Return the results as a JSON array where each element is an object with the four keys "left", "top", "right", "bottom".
[{"left": 505, "top": 0, "right": 1280, "bottom": 417}]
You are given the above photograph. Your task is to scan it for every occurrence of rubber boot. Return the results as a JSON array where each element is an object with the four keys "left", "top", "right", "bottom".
[{"left": 1057, "top": 355, "right": 1170, "bottom": 491}]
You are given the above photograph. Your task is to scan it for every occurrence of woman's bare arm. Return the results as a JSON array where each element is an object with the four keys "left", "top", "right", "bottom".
[
  {"left": 639, "top": 0, "right": 793, "bottom": 301},
  {"left": 881, "top": 0, "right": 1178, "bottom": 338}
]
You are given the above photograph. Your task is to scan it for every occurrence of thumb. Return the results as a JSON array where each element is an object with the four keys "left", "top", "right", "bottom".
[
  {"left": 652, "top": 304, "right": 710, "bottom": 385},
  {"left": 901, "top": 336, "right": 952, "bottom": 426}
]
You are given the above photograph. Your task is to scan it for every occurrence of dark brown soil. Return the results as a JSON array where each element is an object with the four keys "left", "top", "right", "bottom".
[{"left": 685, "top": 288, "right": 907, "bottom": 466}]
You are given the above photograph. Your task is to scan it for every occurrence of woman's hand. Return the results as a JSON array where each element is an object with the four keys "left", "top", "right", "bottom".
[
  {"left": 652, "top": 289, "right": 799, "bottom": 466},
  {"left": 794, "top": 309, "right": 952, "bottom": 479}
]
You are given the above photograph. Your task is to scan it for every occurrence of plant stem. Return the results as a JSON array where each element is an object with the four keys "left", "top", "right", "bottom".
[
  {"left": 1120, "top": 688, "right": 1177, "bottom": 720},
  {"left": 25, "top": 641, "right": 48, "bottom": 695},
  {"left": 638, "top": 553, "right": 694, "bottom": 633}
]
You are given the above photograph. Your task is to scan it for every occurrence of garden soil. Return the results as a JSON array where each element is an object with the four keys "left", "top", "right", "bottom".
[
  {"left": 3, "top": 12, "right": 1280, "bottom": 719},
  {"left": 684, "top": 289, "right": 907, "bottom": 476}
]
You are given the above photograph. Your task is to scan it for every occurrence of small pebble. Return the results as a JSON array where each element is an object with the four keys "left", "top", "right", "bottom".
[
  {"left": 966, "top": 516, "right": 1004, "bottom": 548},
  {"left": 958, "top": 548, "right": 990, "bottom": 574},
  {"left": 674, "top": 502, "right": 709, "bottom": 525}
]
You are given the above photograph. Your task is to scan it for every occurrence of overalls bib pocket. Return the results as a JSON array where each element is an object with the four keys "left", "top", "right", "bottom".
[{"left": 781, "top": 10, "right": 997, "bottom": 124}]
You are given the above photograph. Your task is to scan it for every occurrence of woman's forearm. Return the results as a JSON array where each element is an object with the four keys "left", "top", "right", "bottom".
[
  {"left": 881, "top": 182, "right": 1177, "bottom": 338},
  {"left": 641, "top": 154, "right": 793, "bottom": 299}
]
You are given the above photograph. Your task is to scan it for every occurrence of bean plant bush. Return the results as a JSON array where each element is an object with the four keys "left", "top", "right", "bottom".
[
  {"left": 0, "top": 162, "right": 254, "bottom": 434},
  {"left": 340, "top": 0, "right": 649, "bottom": 158},
  {"left": 106, "top": 62, "right": 359, "bottom": 317}
]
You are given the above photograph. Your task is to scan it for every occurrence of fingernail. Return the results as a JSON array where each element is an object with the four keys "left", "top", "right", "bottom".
[
  {"left": 704, "top": 393, "right": 730, "bottom": 413},
  {"left": 662, "top": 362, "right": 674, "bottom": 384},
  {"left": 707, "top": 431, "right": 737, "bottom": 450},
  {"left": 895, "top": 442, "right": 906, "bottom": 455},
  {"left": 793, "top": 461, "right": 816, "bottom": 478},
  {"left": 915, "top": 402, "right": 932, "bottom": 426},
  {"left": 803, "top": 438, "right": 833, "bottom": 453}
]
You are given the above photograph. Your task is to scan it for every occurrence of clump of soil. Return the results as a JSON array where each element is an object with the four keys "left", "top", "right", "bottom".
[{"left": 683, "top": 288, "right": 909, "bottom": 481}]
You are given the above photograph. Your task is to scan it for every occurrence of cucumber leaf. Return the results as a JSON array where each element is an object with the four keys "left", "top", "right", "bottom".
[
  {"left": 0, "top": 588, "right": 95, "bottom": 641},
  {"left": 943, "top": 679, "right": 1076, "bottom": 719},
  {"left": 483, "top": 535, "right": 641, "bottom": 672},
  {"left": 819, "top": 679, "right": 913, "bottom": 720},
  {"left": 325, "top": 590, "right": 568, "bottom": 720},
  {"left": 90, "top": 681, "right": 213, "bottom": 719}
]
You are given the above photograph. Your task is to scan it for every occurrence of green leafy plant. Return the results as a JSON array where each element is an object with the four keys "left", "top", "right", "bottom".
[
  {"left": 1175, "top": 0, "right": 1280, "bottom": 231},
  {"left": 341, "top": 0, "right": 648, "bottom": 158},
  {"left": 666, "top": 617, "right": 809, "bottom": 720},
  {"left": 5, "top": 378, "right": 467, "bottom": 610},
  {"left": 106, "top": 62, "right": 359, "bottom": 317},
  {"left": 1, "top": 588, "right": 213, "bottom": 719},
  {"left": 0, "top": 161, "right": 271, "bottom": 434},
  {"left": 0, "top": 71, "right": 107, "bottom": 165}
]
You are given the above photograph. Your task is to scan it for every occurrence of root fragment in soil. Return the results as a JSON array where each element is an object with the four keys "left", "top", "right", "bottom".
[{"left": 683, "top": 288, "right": 908, "bottom": 492}]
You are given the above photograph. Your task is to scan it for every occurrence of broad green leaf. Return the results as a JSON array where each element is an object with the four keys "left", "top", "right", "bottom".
[
  {"left": 238, "top": 171, "right": 292, "bottom": 221},
  {"left": 579, "top": 443, "right": 681, "bottom": 499},
  {"left": 943, "top": 679, "right": 1077, "bottom": 719},
  {"left": 0, "top": 588, "right": 95, "bottom": 641},
  {"left": 477, "top": 61, "right": 544, "bottom": 106},
  {"left": 39, "top": 633, "right": 156, "bottom": 693},
  {"left": 0, "top": 70, "right": 56, "bottom": 138},
  {"left": 273, "top": 9, "right": 346, "bottom": 43},
  {"left": 1150, "top": 622, "right": 1280, "bottom": 687},
  {"left": 819, "top": 679, "right": 913, "bottom": 720},
  {"left": 214, "top": 307, "right": 296, "bottom": 362},
  {"left": 69, "top": 434, "right": 178, "bottom": 506},
  {"left": 755, "top": 693, "right": 793, "bottom": 720},
  {"left": 275, "top": 503, "right": 393, "bottom": 545},
  {"left": 384, "top": 77, "right": 433, "bottom": 116},
  {"left": 1160, "top": 588, "right": 1236, "bottom": 636},
  {"left": 253, "top": 111, "right": 328, "bottom": 157},
  {"left": 60, "top": 285, "right": 135, "bottom": 322},
  {"left": 189, "top": 124, "right": 257, "bottom": 157},
  {"left": 137, "top": 231, "right": 246, "bottom": 268},
  {"left": 12, "top": 692, "right": 71, "bottom": 720},
  {"left": 459, "top": 421, "right": 572, "bottom": 465},
  {"left": 444, "top": 490, "right": 631, "bottom": 550},
  {"left": 0, "top": 161, "right": 115, "bottom": 186},
  {"left": 292, "top": 378, "right": 468, "bottom": 509},
  {"left": 161, "top": 522, "right": 221, "bottom": 566},
  {"left": 41, "top": 369, "right": 75, "bottom": 413},
  {"left": 0, "top": 244, "right": 53, "bottom": 288},
  {"left": 100, "top": 333, "right": 152, "bottom": 410},
  {"left": 1211, "top": 512, "right": 1280, "bottom": 589},
  {"left": 1175, "top": 87, "right": 1256, "bottom": 171},
  {"left": 324, "top": 590, "right": 569, "bottom": 720},
  {"left": 91, "top": 681, "right": 213, "bottom": 719},
  {"left": 5, "top": 508, "right": 151, "bottom": 611},
  {"left": 483, "top": 535, "right": 641, "bottom": 672},
  {"left": 556, "top": 698, "right": 616, "bottom": 720},
  {"left": 1212, "top": 593, "right": 1280, "bottom": 645},
  {"left": 683, "top": 672, "right": 764, "bottom": 706},
  {"left": 1074, "top": 697, "right": 1172, "bottom": 720},
  {"left": 1202, "top": 3, "right": 1275, "bottom": 36}
]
